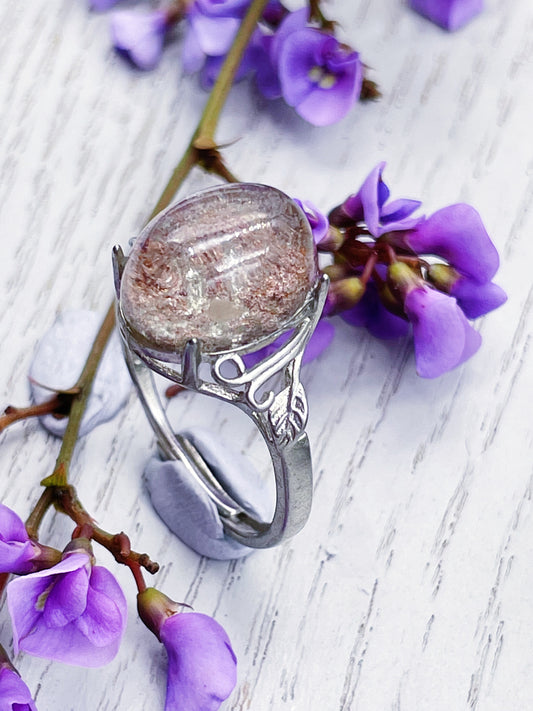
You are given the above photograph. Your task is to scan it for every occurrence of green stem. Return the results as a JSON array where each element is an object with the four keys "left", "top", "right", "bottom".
[
  {"left": 30, "top": 0, "right": 264, "bottom": 530},
  {"left": 41, "top": 304, "right": 116, "bottom": 488},
  {"left": 149, "top": 0, "right": 266, "bottom": 217},
  {"left": 195, "top": 0, "right": 269, "bottom": 146},
  {"left": 26, "top": 487, "right": 55, "bottom": 539}
]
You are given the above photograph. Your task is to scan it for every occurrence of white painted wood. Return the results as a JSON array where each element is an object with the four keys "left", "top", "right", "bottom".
[{"left": 1, "top": 0, "right": 532, "bottom": 709}]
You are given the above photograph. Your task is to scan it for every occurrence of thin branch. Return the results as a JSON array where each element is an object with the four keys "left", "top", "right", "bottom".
[{"left": 28, "top": 0, "right": 265, "bottom": 541}]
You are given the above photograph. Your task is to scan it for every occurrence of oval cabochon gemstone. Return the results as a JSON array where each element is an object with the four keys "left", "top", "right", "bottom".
[{"left": 119, "top": 183, "right": 319, "bottom": 357}]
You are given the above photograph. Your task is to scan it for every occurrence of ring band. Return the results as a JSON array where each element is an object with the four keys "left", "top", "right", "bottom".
[{"left": 113, "top": 183, "right": 328, "bottom": 548}]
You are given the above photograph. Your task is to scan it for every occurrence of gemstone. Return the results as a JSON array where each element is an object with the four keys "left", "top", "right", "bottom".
[{"left": 119, "top": 183, "right": 319, "bottom": 357}]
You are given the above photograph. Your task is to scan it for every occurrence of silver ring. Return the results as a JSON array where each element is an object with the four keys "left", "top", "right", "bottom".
[{"left": 113, "top": 183, "right": 328, "bottom": 548}]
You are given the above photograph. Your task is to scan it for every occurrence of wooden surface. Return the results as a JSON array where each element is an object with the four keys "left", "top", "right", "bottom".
[{"left": 1, "top": 1, "right": 532, "bottom": 709}]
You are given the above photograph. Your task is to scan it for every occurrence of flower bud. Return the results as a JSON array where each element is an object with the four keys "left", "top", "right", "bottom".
[
  {"left": 324, "top": 276, "right": 365, "bottom": 316},
  {"left": 0, "top": 645, "right": 37, "bottom": 710},
  {"left": 138, "top": 588, "right": 237, "bottom": 711},
  {"left": 387, "top": 261, "right": 422, "bottom": 297},
  {"left": 63, "top": 536, "right": 95, "bottom": 563},
  {"left": 316, "top": 226, "right": 346, "bottom": 252},
  {"left": 0, "top": 503, "right": 61, "bottom": 575},
  {"left": 322, "top": 262, "right": 352, "bottom": 282},
  {"left": 137, "top": 587, "right": 183, "bottom": 640},
  {"left": 328, "top": 203, "right": 356, "bottom": 229},
  {"left": 377, "top": 281, "right": 406, "bottom": 318},
  {"left": 427, "top": 263, "right": 459, "bottom": 293}
]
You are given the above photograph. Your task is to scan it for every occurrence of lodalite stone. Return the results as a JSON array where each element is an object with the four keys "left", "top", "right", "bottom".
[{"left": 119, "top": 183, "right": 318, "bottom": 358}]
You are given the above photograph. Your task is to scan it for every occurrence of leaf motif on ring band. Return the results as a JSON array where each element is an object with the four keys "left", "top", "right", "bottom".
[{"left": 212, "top": 318, "right": 312, "bottom": 412}]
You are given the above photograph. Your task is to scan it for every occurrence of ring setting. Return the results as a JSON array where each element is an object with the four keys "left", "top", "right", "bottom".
[{"left": 113, "top": 183, "right": 328, "bottom": 548}]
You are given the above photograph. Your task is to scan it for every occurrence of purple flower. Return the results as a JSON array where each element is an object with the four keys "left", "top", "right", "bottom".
[
  {"left": 0, "top": 504, "right": 60, "bottom": 575},
  {"left": 195, "top": 0, "right": 251, "bottom": 17},
  {"left": 183, "top": 13, "right": 239, "bottom": 69},
  {"left": 276, "top": 24, "right": 363, "bottom": 126},
  {"left": 261, "top": 0, "right": 287, "bottom": 26},
  {"left": 0, "top": 666, "right": 37, "bottom": 711},
  {"left": 89, "top": 0, "right": 119, "bottom": 10},
  {"left": 181, "top": 2, "right": 260, "bottom": 87},
  {"left": 249, "top": 31, "right": 282, "bottom": 98},
  {"left": 405, "top": 285, "right": 481, "bottom": 378},
  {"left": 331, "top": 162, "right": 424, "bottom": 237},
  {"left": 137, "top": 589, "right": 237, "bottom": 711},
  {"left": 196, "top": 45, "right": 257, "bottom": 90},
  {"left": 253, "top": 7, "right": 307, "bottom": 100},
  {"left": 327, "top": 165, "right": 505, "bottom": 376},
  {"left": 7, "top": 541, "right": 127, "bottom": 667},
  {"left": 181, "top": 1, "right": 243, "bottom": 75},
  {"left": 408, "top": 0, "right": 484, "bottom": 31},
  {"left": 161, "top": 613, "right": 236, "bottom": 710},
  {"left": 111, "top": 10, "right": 170, "bottom": 70},
  {"left": 341, "top": 280, "right": 410, "bottom": 340},
  {"left": 401, "top": 204, "right": 507, "bottom": 318},
  {"left": 293, "top": 198, "right": 329, "bottom": 245},
  {"left": 449, "top": 277, "right": 507, "bottom": 319},
  {"left": 243, "top": 319, "right": 335, "bottom": 369},
  {"left": 403, "top": 204, "right": 499, "bottom": 283},
  {"left": 0, "top": 504, "right": 36, "bottom": 575}
]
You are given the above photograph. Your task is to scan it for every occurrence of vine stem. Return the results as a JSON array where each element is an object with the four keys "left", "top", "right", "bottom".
[
  {"left": 195, "top": 0, "right": 268, "bottom": 145},
  {"left": 149, "top": 0, "right": 268, "bottom": 218},
  {"left": 27, "top": 0, "right": 268, "bottom": 537}
]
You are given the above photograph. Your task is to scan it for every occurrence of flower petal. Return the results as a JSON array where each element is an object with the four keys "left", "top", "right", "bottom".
[
  {"left": 341, "top": 283, "right": 410, "bottom": 340},
  {"left": 380, "top": 198, "right": 422, "bottom": 225},
  {"left": 161, "top": 612, "right": 237, "bottom": 711},
  {"left": 408, "top": 0, "right": 484, "bottom": 31},
  {"left": 0, "top": 540, "right": 36, "bottom": 574},
  {"left": 243, "top": 319, "right": 334, "bottom": 369},
  {"left": 111, "top": 10, "right": 167, "bottom": 71},
  {"left": 353, "top": 162, "right": 386, "bottom": 236},
  {"left": 278, "top": 30, "right": 362, "bottom": 125},
  {"left": 269, "top": 7, "right": 308, "bottom": 68},
  {"left": 42, "top": 566, "right": 89, "bottom": 628},
  {"left": 74, "top": 566, "right": 127, "bottom": 649},
  {"left": 404, "top": 287, "right": 481, "bottom": 378},
  {"left": 0, "top": 667, "right": 38, "bottom": 711},
  {"left": 7, "top": 575, "right": 51, "bottom": 654},
  {"left": 405, "top": 204, "right": 499, "bottom": 282},
  {"left": 189, "top": 12, "right": 239, "bottom": 56},
  {"left": 195, "top": 0, "right": 251, "bottom": 17},
  {"left": 293, "top": 199, "right": 329, "bottom": 245},
  {"left": 450, "top": 278, "right": 507, "bottom": 319},
  {"left": 292, "top": 76, "right": 359, "bottom": 126},
  {"left": 0, "top": 505, "right": 38, "bottom": 575},
  {"left": 278, "top": 28, "right": 324, "bottom": 107},
  {"left": 0, "top": 504, "right": 30, "bottom": 544},
  {"left": 7, "top": 553, "right": 126, "bottom": 667},
  {"left": 181, "top": 26, "right": 207, "bottom": 74},
  {"left": 89, "top": 0, "right": 119, "bottom": 10}
]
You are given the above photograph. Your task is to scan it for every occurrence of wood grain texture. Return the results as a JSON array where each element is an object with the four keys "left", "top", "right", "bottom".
[{"left": 1, "top": 0, "right": 533, "bottom": 709}]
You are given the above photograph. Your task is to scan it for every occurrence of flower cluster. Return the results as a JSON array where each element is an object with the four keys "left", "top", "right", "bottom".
[
  {"left": 184, "top": 2, "right": 364, "bottom": 125},
  {"left": 245, "top": 165, "right": 504, "bottom": 378},
  {"left": 0, "top": 503, "right": 236, "bottom": 710},
  {"left": 101, "top": 0, "right": 368, "bottom": 126},
  {"left": 310, "top": 163, "right": 506, "bottom": 378}
]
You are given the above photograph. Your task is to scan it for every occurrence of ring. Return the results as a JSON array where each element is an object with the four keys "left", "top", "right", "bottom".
[{"left": 112, "top": 183, "right": 328, "bottom": 548}]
